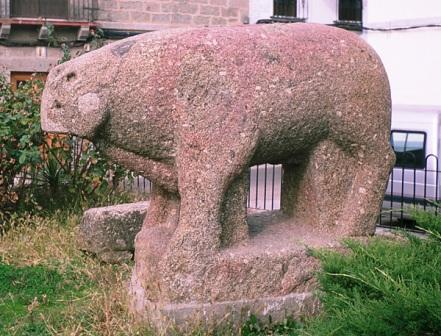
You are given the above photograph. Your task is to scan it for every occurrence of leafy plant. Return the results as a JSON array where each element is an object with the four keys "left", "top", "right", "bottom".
[
  {"left": 32, "top": 135, "right": 130, "bottom": 210},
  {"left": 0, "top": 76, "right": 43, "bottom": 212},
  {"left": 0, "top": 74, "right": 131, "bottom": 222}
]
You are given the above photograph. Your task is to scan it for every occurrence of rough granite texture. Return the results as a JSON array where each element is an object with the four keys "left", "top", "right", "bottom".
[
  {"left": 78, "top": 201, "right": 149, "bottom": 263},
  {"left": 41, "top": 23, "right": 395, "bottom": 330},
  {"left": 143, "top": 291, "right": 319, "bottom": 333}
]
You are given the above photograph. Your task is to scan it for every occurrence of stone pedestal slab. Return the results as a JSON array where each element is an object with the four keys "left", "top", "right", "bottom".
[{"left": 130, "top": 211, "right": 339, "bottom": 332}]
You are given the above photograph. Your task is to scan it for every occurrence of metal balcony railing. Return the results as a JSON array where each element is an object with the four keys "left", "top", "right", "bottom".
[{"left": 0, "top": 0, "right": 97, "bottom": 21}]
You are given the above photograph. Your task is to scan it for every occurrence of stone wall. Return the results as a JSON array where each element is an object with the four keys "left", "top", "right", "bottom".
[
  {"left": 0, "top": 0, "right": 249, "bottom": 80},
  {"left": 97, "top": 0, "right": 249, "bottom": 30}
]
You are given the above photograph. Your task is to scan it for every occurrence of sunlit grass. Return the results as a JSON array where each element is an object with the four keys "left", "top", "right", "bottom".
[{"left": 0, "top": 210, "right": 150, "bottom": 336}]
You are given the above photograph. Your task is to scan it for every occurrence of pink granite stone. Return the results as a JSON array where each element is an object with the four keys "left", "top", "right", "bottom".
[{"left": 41, "top": 23, "right": 395, "bottom": 330}]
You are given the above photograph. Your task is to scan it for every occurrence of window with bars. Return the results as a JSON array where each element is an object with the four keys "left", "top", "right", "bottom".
[
  {"left": 273, "top": 0, "right": 297, "bottom": 17},
  {"left": 338, "top": 0, "right": 362, "bottom": 22}
]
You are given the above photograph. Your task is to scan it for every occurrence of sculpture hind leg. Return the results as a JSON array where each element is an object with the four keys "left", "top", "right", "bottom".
[
  {"left": 281, "top": 159, "right": 310, "bottom": 222},
  {"left": 279, "top": 139, "right": 393, "bottom": 236},
  {"left": 336, "top": 145, "right": 395, "bottom": 236},
  {"left": 280, "top": 141, "right": 359, "bottom": 231}
]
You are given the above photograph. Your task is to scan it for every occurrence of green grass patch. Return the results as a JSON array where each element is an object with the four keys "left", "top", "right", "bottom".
[
  {"left": 0, "top": 209, "right": 146, "bottom": 335},
  {"left": 0, "top": 260, "right": 91, "bottom": 334},
  {"left": 242, "top": 211, "right": 441, "bottom": 336}
]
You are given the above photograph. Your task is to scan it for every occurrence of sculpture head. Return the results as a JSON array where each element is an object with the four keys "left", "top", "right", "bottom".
[{"left": 41, "top": 42, "right": 127, "bottom": 139}]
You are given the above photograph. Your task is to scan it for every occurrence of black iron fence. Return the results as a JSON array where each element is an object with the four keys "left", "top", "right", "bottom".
[
  {"left": 379, "top": 154, "right": 441, "bottom": 229},
  {"left": 120, "top": 164, "right": 283, "bottom": 209},
  {"left": 0, "top": 0, "right": 96, "bottom": 21},
  {"left": 121, "top": 155, "right": 441, "bottom": 230}
]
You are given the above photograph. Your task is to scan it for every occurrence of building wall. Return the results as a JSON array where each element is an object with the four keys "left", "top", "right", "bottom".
[
  {"left": 0, "top": 45, "right": 83, "bottom": 79},
  {"left": 249, "top": 0, "right": 272, "bottom": 24},
  {"left": 96, "top": 0, "right": 249, "bottom": 31},
  {"left": 0, "top": 0, "right": 249, "bottom": 79},
  {"left": 364, "top": 0, "right": 441, "bottom": 24},
  {"left": 307, "top": 0, "right": 336, "bottom": 24},
  {"left": 248, "top": 0, "right": 337, "bottom": 24},
  {"left": 362, "top": 0, "right": 441, "bottom": 107},
  {"left": 365, "top": 27, "right": 441, "bottom": 108}
]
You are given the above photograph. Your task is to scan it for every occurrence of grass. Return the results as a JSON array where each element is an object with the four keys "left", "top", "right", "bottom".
[
  {"left": 240, "top": 315, "right": 302, "bottom": 336},
  {"left": 1, "top": 206, "right": 441, "bottom": 335},
  {"left": 0, "top": 210, "right": 150, "bottom": 335},
  {"left": 305, "top": 213, "right": 441, "bottom": 336}
]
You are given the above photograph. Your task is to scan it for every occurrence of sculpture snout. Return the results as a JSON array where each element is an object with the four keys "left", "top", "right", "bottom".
[{"left": 40, "top": 90, "right": 69, "bottom": 134}]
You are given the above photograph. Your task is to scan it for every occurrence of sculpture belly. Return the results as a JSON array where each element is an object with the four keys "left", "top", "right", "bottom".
[
  {"left": 106, "top": 115, "right": 177, "bottom": 164},
  {"left": 251, "top": 95, "right": 331, "bottom": 165},
  {"left": 252, "top": 124, "right": 328, "bottom": 165}
]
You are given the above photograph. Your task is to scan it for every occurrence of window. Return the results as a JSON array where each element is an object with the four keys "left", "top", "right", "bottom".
[
  {"left": 273, "top": 0, "right": 297, "bottom": 17},
  {"left": 10, "top": 72, "right": 47, "bottom": 91},
  {"left": 390, "top": 131, "right": 426, "bottom": 169},
  {"left": 11, "top": 0, "right": 68, "bottom": 19},
  {"left": 338, "top": 0, "right": 362, "bottom": 22}
]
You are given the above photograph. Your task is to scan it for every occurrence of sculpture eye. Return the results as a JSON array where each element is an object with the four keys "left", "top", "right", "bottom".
[{"left": 66, "top": 72, "right": 76, "bottom": 82}]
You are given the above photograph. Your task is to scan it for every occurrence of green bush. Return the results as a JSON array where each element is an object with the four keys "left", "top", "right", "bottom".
[
  {"left": 0, "top": 76, "right": 43, "bottom": 211},
  {"left": 0, "top": 75, "right": 131, "bottom": 220},
  {"left": 307, "top": 218, "right": 441, "bottom": 336}
]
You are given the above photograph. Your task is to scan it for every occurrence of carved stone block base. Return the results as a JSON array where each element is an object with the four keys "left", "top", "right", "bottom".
[
  {"left": 134, "top": 291, "right": 319, "bottom": 334},
  {"left": 129, "top": 211, "right": 342, "bottom": 333}
]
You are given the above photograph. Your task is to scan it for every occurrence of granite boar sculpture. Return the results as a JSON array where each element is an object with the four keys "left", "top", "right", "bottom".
[{"left": 42, "top": 23, "right": 394, "bottom": 308}]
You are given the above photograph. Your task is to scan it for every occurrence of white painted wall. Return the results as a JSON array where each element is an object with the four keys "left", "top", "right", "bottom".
[
  {"left": 364, "top": 0, "right": 441, "bottom": 26},
  {"left": 361, "top": 0, "right": 441, "bottom": 109},
  {"left": 308, "top": 0, "right": 336, "bottom": 24},
  {"left": 363, "top": 28, "right": 441, "bottom": 107},
  {"left": 249, "top": 0, "right": 273, "bottom": 23},
  {"left": 248, "top": 0, "right": 337, "bottom": 24}
]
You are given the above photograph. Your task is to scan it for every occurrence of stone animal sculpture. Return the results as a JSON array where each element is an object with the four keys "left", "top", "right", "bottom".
[{"left": 42, "top": 23, "right": 394, "bottom": 327}]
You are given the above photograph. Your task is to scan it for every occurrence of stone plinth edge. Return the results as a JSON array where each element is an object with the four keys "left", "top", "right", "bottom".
[{"left": 135, "top": 292, "right": 319, "bottom": 333}]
